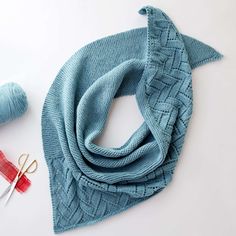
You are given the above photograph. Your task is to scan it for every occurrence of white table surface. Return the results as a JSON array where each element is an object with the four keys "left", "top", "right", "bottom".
[{"left": 0, "top": 0, "right": 235, "bottom": 235}]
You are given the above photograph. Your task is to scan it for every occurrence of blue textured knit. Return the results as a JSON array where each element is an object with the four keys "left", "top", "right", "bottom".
[{"left": 42, "top": 6, "right": 222, "bottom": 233}]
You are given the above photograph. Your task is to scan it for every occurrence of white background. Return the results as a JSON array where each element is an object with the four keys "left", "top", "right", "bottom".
[{"left": 0, "top": 0, "right": 235, "bottom": 235}]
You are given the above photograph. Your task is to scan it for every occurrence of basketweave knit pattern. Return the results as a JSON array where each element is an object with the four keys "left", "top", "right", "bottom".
[{"left": 42, "top": 6, "right": 222, "bottom": 233}]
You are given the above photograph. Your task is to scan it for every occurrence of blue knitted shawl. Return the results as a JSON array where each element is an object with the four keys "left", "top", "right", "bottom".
[{"left": 42, "top": 6, "right": 222, "bottom": 233}]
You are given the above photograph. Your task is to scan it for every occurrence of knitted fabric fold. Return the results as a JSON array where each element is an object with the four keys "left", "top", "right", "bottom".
[{"left": 42, "top": 6, "right": 222, "bottom": 233}]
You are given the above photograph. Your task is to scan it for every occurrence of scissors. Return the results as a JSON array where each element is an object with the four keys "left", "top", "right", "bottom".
[{"left": 0, "top": 154, "right": 37, "bottom": 205}]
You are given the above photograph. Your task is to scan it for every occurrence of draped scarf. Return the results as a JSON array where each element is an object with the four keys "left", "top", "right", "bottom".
[{"left": 42, "top": 6, "right": 222, "bottom": 233}]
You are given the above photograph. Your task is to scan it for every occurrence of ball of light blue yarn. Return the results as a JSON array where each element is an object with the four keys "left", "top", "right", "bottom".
[{"left": 0, "top": 82, "right": 28, "bottom": 124}]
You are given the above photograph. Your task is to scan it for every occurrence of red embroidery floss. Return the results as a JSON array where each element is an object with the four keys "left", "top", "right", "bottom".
[{"left": 0, "top": 151, "right": 31, "bottom": 193}]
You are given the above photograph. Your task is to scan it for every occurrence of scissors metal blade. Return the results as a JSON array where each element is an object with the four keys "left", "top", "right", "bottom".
[
  {"left": 4, "top": 179, "right": 18, "bottom": 206},
  {"left": 0, "top": 185, "right": 11, "bottom": 199}
]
